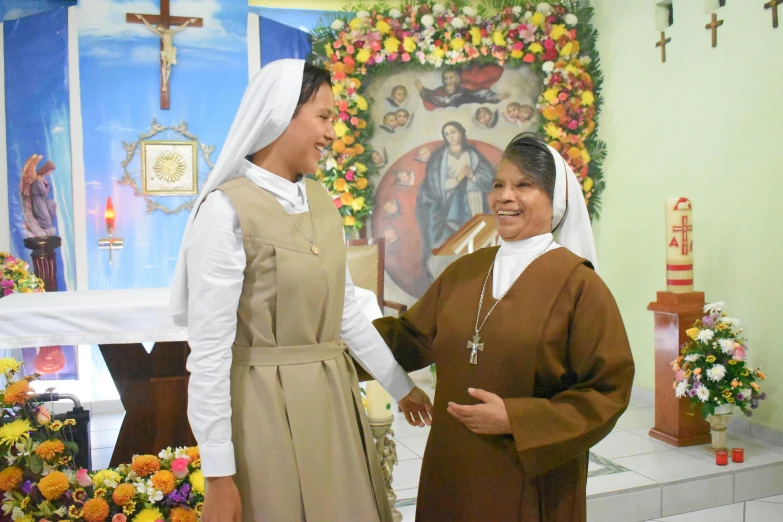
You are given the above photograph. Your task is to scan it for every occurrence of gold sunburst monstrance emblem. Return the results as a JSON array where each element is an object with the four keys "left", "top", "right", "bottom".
[{"left": 153, "top": 152, "right": 186, "bottom": 183}]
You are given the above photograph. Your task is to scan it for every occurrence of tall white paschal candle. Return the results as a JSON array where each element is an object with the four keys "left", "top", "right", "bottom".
[
  {"left": 665, "top": 197, "right": 694, "bottom": 293},
  {"left": 365, "top": 380, "right": 394, "bottom": 420}
]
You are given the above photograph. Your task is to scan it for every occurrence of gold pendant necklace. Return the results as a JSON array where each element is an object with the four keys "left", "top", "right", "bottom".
[{"left": 286, "top": 208, "right": 319, "bottom": 256}]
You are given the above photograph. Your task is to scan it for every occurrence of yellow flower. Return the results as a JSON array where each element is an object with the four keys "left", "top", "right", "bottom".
[
  {"left": 729, "top": 360, "right": 738, "bottom": 365},
  {"left": 384, "top": 36, "right": 401, "bottom": 53},
  {"left": 550, "top": 24, "right": 567, "bottom": 40},
  {"left": 727, "top": 397, "right": 735, "bottom": 403},
  {"left": 340, "top": 192, "right": 354, "bottom": 206},
  {"left": 582, "top": 178, "right": 594, "bottom": 192},
  {"left": 0, "top": 466, "right": 23, "bottom": 491},
  {"left": 686, "top": 328, "right": 700, "bottom": 340},
  {"left": 332, "top": 83, "right": 344, "bottom": 96},
  {"left": 706, "top": 355, "right": 717, "bottom": 363},
  {"left": 581, "top": 91, "right": 595, "bottom": 106},
  {"left": 375, "top": 20, "right": 391, "bottom": 34},
  {"left": 333, "top": 121, "right": 349, "bottom": 138},
  {"left": 17, "top": 516, "right": 32, "bottom": 522},
  {"left": 559, "top": 42, "right": 574, "bottom": 56},
  {"left": 355, "top": 162, "right": 368, "bottom": 173},
  {"left": 48, "top": 420, "right": 63, "bottom": 432},
  {"left": 356, "top": 96, "right": 368, "bottom": 111},
  {"left": 543, "top": 88, "right": 560, "bottom": 104},
  {"left": 356, "top": 48, "right": 371, "bottom": 63},
  {"left": 433, "top": 47, "right": 445, "bottom": 58},
  {"left": 348, "top": 78, "right": 361, "bottom": 89},
  {"left": 349, "top": 17, "right": 363, "bottom": 31},
  {"left": 189, "top": 469, "right": 204, "bottom": 495},
  {"left": 450, "top": 38, "right": 465, "bottom": 51},
  {"left": 92, "top": 469, "right": 121, "bottom": 488},
  {"left": 528, "top": 42, "right": 543, "bottom": 54},
  {"left": 39, "top": 470, "right": 69, "bottom": 501},
  {"left": 343, "top": 215, "right": 357, "bottom": 227},
  {"left": 324, "top": 43, "right": 334, "bottom": 57},
  {"left": 351, "top": 197, "right": 366, "bottom": 212},
  {"left": 531, "top": 12, "right": 545, "bottom": 27},
  {"left": 334, "top": 178, "right": 347, "bottom": 192},
  {"left": 403, "top": 36, "right": 417, "bottom": 53},
  {"left": 544, "top": 122, "right": 561, "bottom": 139},
  {"left": 565, "top": 64, "right": 579, "bottom": 76},
  {"left": 0, "top": 358, "right": 22, "bottom": 375},
  {"left": 469, "top": 27, "right": 481, "bottom": 45},
  {"left": 492, "top": 31, "right": 506, "bottom": 47},
  {"left": 581, "top": 149, "right": 591, "bottom": 163},
  {"left": 123, "top": 501, "right": 138, "bottom": 516},
  {"left": 0, "top": 419, "right": 33, "bottom": 446},
  {"left": 355, "top": 178, "right": 369, "bottom": 190},
  {"left": 133, "top": 508, "right": 165, "bottom": 522}
]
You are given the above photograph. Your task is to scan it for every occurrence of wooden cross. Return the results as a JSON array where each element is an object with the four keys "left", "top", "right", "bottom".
[
  {"left": 126, "top": 0, "right": 203, "bottom": 110},
  {"left": 655, "top": 32, "right": 672, "bottom": 63},
  {"left": 766, "top": 0, "right": 782, "bottom": 28},
  {"left": 705, "top": 13, "right": 724, "bottom": 48}
]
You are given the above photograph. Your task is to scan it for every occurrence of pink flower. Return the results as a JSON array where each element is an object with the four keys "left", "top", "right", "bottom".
[
  {"left": 350, "top": 116, "right": 359, "bottom": 125},
  {"left": 36, "top": 406, "right": 51, "bottom": 425},
  {"left": 171, "top": 457, "right": 190, "bottom": 479},
  {"left": 675, "top": 369, "right": 685, "bottom": 381},
  {"left": 543, "top": 38, "right": 555, "bottom": 50},
  {"left": 333, "top": 40, "right": 343, "bottom": 49},
  {"left": 558, "top": 93, "right": 569, "bottom": 102},
  {"left": 388, "top": 52, "right": 399, "bottom": 61},
  {"left": 375, "top": 54, "right": 384, "bottom": 64},
  {"left": 567, "top": 120, "right": 579, "bottom": 130},
  {"left": 370, "top": 40, "right": 381, "bottom": 52},
  {"left": 340, "top": 112, "right": 350, "bottom": 121},
  {"left": 513, "top": 41, "right": 524, "bottom": 51},
  {"left": 733, "top": 347, "right": 746, "bottom": 361},
  {"left": 346, "top": 45, "right": 355, "bottom": 54},
  {"left": 402, "top": 52, "right": 411, "bottom": 62},
  {"left": 333, "top": 198, "right": 343, "bottom": 209},
  {"left": 345, "top": 171, "right": 355, "bottom": 181},
  {"left": 76, "top": 468, "right": 92, "bottom": 488}
]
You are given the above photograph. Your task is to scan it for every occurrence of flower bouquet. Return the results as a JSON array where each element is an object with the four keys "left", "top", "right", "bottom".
[
  {"left": 0, "top": 253, "right": 45, "bottom": 297},
  {"left": 0, "top": 358, "right": 204, "bottom": 521}
]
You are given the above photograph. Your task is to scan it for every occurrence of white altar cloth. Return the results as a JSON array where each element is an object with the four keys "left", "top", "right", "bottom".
[{"left": 0, "top": 287, "right": 383, "bottom": 349}]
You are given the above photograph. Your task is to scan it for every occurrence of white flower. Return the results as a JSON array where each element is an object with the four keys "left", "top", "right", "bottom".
[
  {"left": 565, "top": 13, "right": 578, "bottom": 26},
  {"left": 137, "top": 479, "right": 164, "bottom": 503},
  {"left": 718, "top": 317, "right": 740, "bottom": 326},
  {"left": 462, "top": 6, "right": 476, "bottom": 17},
  {"left": 524, "top": 10, "right": 533, "bottom": 18},
  {"left": 421, "top": 14, "right": 435, "bottom": 28},
  {"left": 675, "top": 381, "right": 690, "bottom": 398},
  {"left": 158, "top": 447, "right": 174, "bottom": 461},
  {"left": 718, "top": 339, "right": 735, "bottom": 354},
  {"left": 542, "top": 61, "right": 555, "bottom": 74},
  {"left": 537, "top": 3, "right": 553, "bottom": 15},
  {"left": 11, "top": 507, "right": 25, "bottom": 521},
  {"left": 174, "top": 446, "right": 189, "bottom": 459},
  {"left": 451, "top": 16, "right": 465, "bottom": 28},
  {"left": 696, "top": 386, "right": 711, "bottom": 402},
  {"left": 707, "top": 364, "right": 727, "bottom": 382},
  {"left": 331, "top": 19, "right": 345, "bottom": 30},
  {"left": 355, "top": 10, "right": 370, "bottom": 19},
  {"left": 432, "top": 4, "right": 446, "bottom": 15},
  {"left": 684, "top": 354, "right": 702, "bottom": 362},
  {"left": 697, "top": 329, "right": 715, "bottom": 343},
  {"left": 54, "top": 506, "right": 67, "bottom": 518},
  {"left": 389, "top": 8, "right": 402, "bottom": 19},
  {"left": 580, "top": 56, "right": 592, "bottom": 66},
  {"left": 512, "top": 6, "right": 523, "bottom": 15},
  {"left": 704, "top": 301, "right": 725, "bottom": 314}
]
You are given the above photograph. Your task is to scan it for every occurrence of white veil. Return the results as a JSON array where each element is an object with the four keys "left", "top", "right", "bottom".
[
  {"left": 547, "top": 144, "right": 599, "bottom": 271},
  {"left": 169, "top": 59, "right": 305, "bottom": 325}
]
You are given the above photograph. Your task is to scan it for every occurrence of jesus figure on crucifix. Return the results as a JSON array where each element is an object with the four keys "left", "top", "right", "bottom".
[{"left": 136, "top": 14, "right": 198, "bottom": 92}]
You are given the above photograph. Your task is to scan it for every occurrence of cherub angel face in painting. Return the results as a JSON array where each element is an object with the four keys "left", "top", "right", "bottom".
[
  {"left": 395, "top": 109, "right": 410, "bottom": 127},
  {"left": 392, "top": 85, "right": 408, "bottom": 105},
  {"left": 384, "top": 112, "right": 399, "bottom": 129},
  {"left": 475, "top": 107, "right": 493, "bottom": 126}
]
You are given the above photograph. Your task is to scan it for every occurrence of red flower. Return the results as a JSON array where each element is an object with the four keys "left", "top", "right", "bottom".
[
  {"left": 435, "top": 39, "right": 442, "bottom": 47},
  {"left": 558, "top": 92, "right": 569, "bottom": 102},
  {"left": 570, "top": 29, "right": 578, "bottom": 40},
  {"left": 523, "top": 53, "right": 535, "bottom": 63},
  {"left": 508, "top": 29, "right": 518, "bottom": 40},
  {"left": 344, "top": 56, "right": 355, "bottom": 66},
  {"left": 544, "top": 48, "right": 558, "bottom": 61},
  {"left": 370, "top": 41, "right": 381, "bottom": 52},
  {"left": 334, "top": 198, "right": 343, "bottom": 209},
  {"left": 543, "top": 38, "right": 555, "bottom": 50},
  {"left": 333, "top": 71, "right": 346, "bottom": 81},
  {"left": 480, "top": 28, "right": 488, "bottom": 37}
]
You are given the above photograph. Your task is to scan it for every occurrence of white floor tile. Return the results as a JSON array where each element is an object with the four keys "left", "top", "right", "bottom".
[
  {"left": 756, "top": 494, "right": 783, "bottom": 503},
  {"left": 587, "top": 486, "right": 661, "bottom": 522},
  {"left": 734, "top": 463, "right": 783, "bottom": 502},
  {"left": 628, "top": 427, "right": 675, "bottom": 445},
  {"left": 661, "top": 475, "right": 733, "bottom": 517},
  {"left": 614, "top": 449, "right": 725, "bottom": 484},
  {"left": 391, "top": 414, "right": 431, "bottom": 439},
  {"left": 653, "top": 502, "right": 744, "bottom": 522},
  {"left": 397, "top": 435, "right": 428, "bottom": 458},
  {"left": 395, "top": 488, "right": 418, "bottom": 501},
  {"left": 586, "top": 471, "right": 658, "bottom": 496},
  {"left": 89, "top": 413, "right": 125, "bottom": 432},
  {"left": 616, "top": 406, "right": 656, "bottom": 431},
  {"left": 676, "top": 439, "right": 783, "bottom": 471},
  {"left": 394, "top": 441, "right": 419, "bottom": 461},
  {"left": 392, "top": 458, "right": 422, "bottom": 491},
  {"left": 397, "top": 503, "right": 417, "bottom": 522},
  {"left": 745, "top": 499, "right": 783, "bottom": 522},
  {"left": 591, "top": 430, "right": 672, "bottom": 459}
]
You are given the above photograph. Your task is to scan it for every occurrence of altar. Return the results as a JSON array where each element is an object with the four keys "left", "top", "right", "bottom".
[{"left": 0, "top": 287, "right": 384, "bottom": 466}]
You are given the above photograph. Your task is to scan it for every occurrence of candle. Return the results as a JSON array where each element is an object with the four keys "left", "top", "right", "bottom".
[
  {"left": 732, "top": 448, "right": 744, "bottom": 463},
  {"left": 105, "top": 197, "right": 116, "bottom": 235},
  {"left": 365, "top": 381, "right": 394, "bottom": 420},
  {"left": 716, "top": 450, "right": 728, "bottom": 466},
  {"left": 664, "top": 197, "right": 694, "bottom": 293}
]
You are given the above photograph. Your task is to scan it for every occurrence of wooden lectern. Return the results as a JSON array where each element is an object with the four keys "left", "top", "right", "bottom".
[{"left": 431, "top": 214, "right": 498, "bottom": 256}]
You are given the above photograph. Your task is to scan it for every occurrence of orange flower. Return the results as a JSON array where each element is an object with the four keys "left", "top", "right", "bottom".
[
  {"left": 112, "top": 483, "right": 136, "bottom": 506},
  {"left": 130, "top": 455, "right": 160, "bottom": 478},
  {"left": 170, "top": 507, "right": 198, "bottom": 522},
  {"left": 549, "top": 141, "right": 563, "bottom": 152},
  {"left": 355, "top": 178, "right": 368, "bottom": 190},
  {"left": 332, "top": 140, "right": 346, "bottom": 154},
  {"left": 344, "top": 147, "right": 357, "bottom": 157},
  {"left": 342, "top": 134, "right": 355, "bottom": 145},
  {"left": 185, "top": 447, "right": 200, "bottom": 467},
  {"left": 333, "top": 178, "right": 347, "bottom": 192},
  {"left": 751, "top": 382, "right": 760, "bottom": 391},
  {"left": 566, "top": 147, "right": 582, "bottom": 161},
  {"left": 343, "top": 215, "right": 356, "bottom": 226},
  {"left": 354, "top": 144, "right": 365, "bottom": 155},
  {"left": 356, "top": 119, "right": 367, "bottom": 129},
  {"left": 0, "top": 467, "right": 23, "bottom": 491},
  {"left": 82, "top": 498, "right": 110, "bottom": 522},
  {"left": 757, "top": 371, "right": 766, "bottom": 380},
  {"left": 3, "top": 380, "right": 30, "bottom": 405},
  {"left": 151, "top": 470, "right": 176, "bottom": 495},
  {"left": 693, "top": 368, "right": 702, "bottom": 375},
  {"left": 731, "top": 379, "right": 739, "bottom": 388},
  {"left": 39, "top": 470, "right": 70, "bottom": 501},
  {"left": 35, "top": 439, "right": 66, "bottom": 461},
  {"left": 340, "top": 192, "right": 354, "bottom": 206}
]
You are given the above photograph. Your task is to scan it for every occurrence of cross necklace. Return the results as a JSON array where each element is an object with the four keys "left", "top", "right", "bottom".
[{"left": 468, "top": 240, "right": 554, "bottom": 364}]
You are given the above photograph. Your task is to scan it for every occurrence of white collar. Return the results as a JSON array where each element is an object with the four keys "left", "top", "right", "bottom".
[
  {"left": 240, "top": 159, "right": 306, "bottom": 206},
  {"left": 497, "top": 233, "right": 554, "bottom": 256}
]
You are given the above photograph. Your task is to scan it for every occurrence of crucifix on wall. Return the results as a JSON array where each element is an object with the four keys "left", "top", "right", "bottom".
[
  {"left": 705, "top": 13, "right": 724, "bottom": 48},
  {"left": 126, "top": 0, "right": 203, "bottom": 110},
  {"left": 655, "top": 32, "right": 671, "bottom": 63},
  {"left": 766, "top": 0, "right": 782, "bottom": 29}
]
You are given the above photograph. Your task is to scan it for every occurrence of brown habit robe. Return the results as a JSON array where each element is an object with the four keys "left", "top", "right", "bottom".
[{"left": 374, "top": 247, "right": 635, "bottom": 521}]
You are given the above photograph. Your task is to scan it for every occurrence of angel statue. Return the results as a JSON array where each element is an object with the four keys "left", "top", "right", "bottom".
[{"left": 19, "top": 154, "right": 57, "bottom": 238}]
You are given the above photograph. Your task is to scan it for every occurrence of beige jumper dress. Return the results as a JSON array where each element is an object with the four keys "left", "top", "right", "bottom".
[{"left": 217, "top": 177, "right": 392, "bottom": 522}]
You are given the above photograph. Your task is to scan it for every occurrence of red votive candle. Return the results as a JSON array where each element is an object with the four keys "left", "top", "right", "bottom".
[
  {"left": 716, "top": 450, "right": 729, "bottom": 466},
  {"left": 732, "top": 448, "right": 744, "bottom": 463}
]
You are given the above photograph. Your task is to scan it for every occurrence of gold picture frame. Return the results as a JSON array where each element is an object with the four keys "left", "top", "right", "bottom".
[{"left": 140, "top": 140, "right": 198, "bottom": 196}]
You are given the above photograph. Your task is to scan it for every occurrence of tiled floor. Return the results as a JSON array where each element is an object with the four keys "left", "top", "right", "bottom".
[{"left": 87, "top": 373, "right": 783, "bottom": 522}]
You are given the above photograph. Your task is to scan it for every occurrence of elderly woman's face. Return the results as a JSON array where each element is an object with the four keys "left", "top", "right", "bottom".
[{"left": 488, "top": 159, "right": 553, "bottom": 242}]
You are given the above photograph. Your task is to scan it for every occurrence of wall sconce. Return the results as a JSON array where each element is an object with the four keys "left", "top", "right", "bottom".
[{"left": 98, "top": 197, "right": 124, "bottom": 264}]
